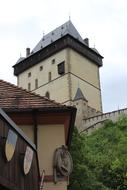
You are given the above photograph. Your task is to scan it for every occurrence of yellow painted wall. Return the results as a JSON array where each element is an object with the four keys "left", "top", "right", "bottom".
[
  {"left": 17, "top": 48, "right": 102, "bottom": 110},
  {"left": 35, "top": 74, "right": 69, "bottom": 103},
  {"left": 18, "top": 125, "right": 34, "bottom": 142},
  {"left": 18, "top": 49, "right": 68, "bottom": 91},
  {"left": 18, "top": 49, "right": 70, "bottom": 103},
  {"left": 44, "top": 181, "right": 67, "bottom": 190},
  {"left": 70, "top": 49, "right": 100, "bottom": 88},
  {"left": 37, "top": 124, "right": 66, "bottom": 190},
  {"left": 18, "top": 124, "right": 67, "bottom": 190},
  {"left": 71, "top": 74, "right": 102, "bottom": 111},
  {"left": 69, "top": 49, "right": 102, "bottom": 111},
  {"left": 37, "top": 124, "right": 65, "bottom": 174}
]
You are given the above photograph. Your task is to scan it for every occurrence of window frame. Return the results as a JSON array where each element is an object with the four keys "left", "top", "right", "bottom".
[{"left": 57, "top": 61, "right": 65, "bottom": 75}]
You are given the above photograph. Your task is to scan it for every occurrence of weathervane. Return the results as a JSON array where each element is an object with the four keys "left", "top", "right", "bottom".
[
  {"left": 69, "top": 12, "right": 71, "bottom": 21},
  {"left": 42, "top": 31, "right": 45, "bottom": 40}
]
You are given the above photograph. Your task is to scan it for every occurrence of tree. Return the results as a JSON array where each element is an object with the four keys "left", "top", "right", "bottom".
[{"left": 68, "top": 115, "right": 127, "bottom": 190}]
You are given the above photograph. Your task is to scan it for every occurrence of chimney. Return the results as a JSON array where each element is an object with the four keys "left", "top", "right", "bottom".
[
  {"left": 84, "top": 38, "right": 89, "bottom": 47},
  {"left": 26, "top": 47, "right": 30, "bottom": 57}
]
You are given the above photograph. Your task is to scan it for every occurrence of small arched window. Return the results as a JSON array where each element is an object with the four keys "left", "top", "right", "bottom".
[
  {"left": 28, "top": 83, "right": 31, "bottom": 91},
  {"left": 45, "top": 91, "right": 50, "bottom": 99}
]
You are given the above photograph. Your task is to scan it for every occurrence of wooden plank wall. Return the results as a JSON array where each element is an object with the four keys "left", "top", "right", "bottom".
[{"left": 0, "top": 115, "right": 39, "bottom": 190}]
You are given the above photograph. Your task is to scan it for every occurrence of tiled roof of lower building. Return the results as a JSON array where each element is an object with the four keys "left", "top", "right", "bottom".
[{"left": 0, "top": 80, "right": 72, "bottom": 111}]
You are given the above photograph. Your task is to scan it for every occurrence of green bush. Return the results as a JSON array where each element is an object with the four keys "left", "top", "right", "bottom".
[{"left": 68, "top": 115, "right": 127, "bottom": 190}]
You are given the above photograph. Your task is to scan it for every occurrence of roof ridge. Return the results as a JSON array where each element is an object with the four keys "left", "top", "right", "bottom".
[{"left": 43, "top": 20, "right": 70, "bottom": 38}]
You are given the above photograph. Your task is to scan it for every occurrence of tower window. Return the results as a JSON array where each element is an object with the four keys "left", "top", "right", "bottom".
[
  {"left": 35, "top": 79, "right": 38, "bottom": 89},
  {"left": 28, "top": 72, "right": 31, "bottom": 77},
  {"left": 45, "top": 91, "right": 50, "bottom": 99},
  {"left": 57, "top": 61, "right": 65, "bottom": 75},
  {"left": 28, "top": 83, "right": 31, "bottom": 91},
  {"left": 52, "top": 59, "right": 55, "bottom": 64},
  {"left": 40, "top": 66, "right": 43, "bottom": 71},
  {"left": 48, "top": 72, "right": 52, "bottom": 82}
]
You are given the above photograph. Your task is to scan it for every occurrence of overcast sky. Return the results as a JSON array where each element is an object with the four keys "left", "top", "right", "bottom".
[{"left": 0, "top": 0, "right": 127, "bottom": 112}]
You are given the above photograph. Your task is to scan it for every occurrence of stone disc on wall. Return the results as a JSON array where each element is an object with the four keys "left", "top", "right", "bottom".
[{"left": 53, "top": 145, "right": 73, "bottom": 183}]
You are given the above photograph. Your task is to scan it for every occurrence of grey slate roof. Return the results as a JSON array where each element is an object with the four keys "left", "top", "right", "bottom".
[
  {"left": 32, "top": 20, "right": 86, "bottom": 54},
  {"left": 16, "top": 57, "right": 25, "bottom": 64},
  {"left": 15, "top": 20, "right": 103, "bottom": 68},
  {"left": 91, "top": 48, "right": 100, "bottom": 55},
  {"left": 74, "top": 88, "right": 88, "bottom": 101}
]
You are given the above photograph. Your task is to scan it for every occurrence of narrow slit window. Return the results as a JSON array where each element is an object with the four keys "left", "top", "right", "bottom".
[
  {"left": 48, "top": 72, "right": 52, "bottom": 82},
  {"left": 28, "top": 72, "right": 31, "bottom": 77},
  {"left": 45, "top": 91, "right": 50, "bottom": 99},
  {"left": 52, "top": 59, "right": 55, "bottom": 64},
  {"left": 28, "top": 83, "right": 31, "bottom": 91},
  {"left": 35, "top": 79, "right": 38, "bottom": 89},
  {"left": 40, "top": 66, "right": 43, "bottom": 71}
]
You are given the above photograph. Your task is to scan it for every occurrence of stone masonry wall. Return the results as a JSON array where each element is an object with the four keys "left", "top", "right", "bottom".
[{"left": 81, "top": 108, "right": 127, "bottom": 134}]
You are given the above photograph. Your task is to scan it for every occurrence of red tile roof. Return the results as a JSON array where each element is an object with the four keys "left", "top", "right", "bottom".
[{"left": 0, "top": 80, "right": 69, "bottom": 110}]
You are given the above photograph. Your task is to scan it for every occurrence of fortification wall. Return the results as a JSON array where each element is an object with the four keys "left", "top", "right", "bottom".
[{"left": 81, "top": 108, "right": 127, "bottom": 134}]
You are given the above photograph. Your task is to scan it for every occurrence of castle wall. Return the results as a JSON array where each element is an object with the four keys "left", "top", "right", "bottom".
[
  {"left": 73, "top": 99, "right": 101, "bottom": 131},
  {"left": 18, "top": 49, "right": 68, "bottom": 90},
  {"left": 17, "top": 47, "right": 103, "bottom": 133},
  {"left": 73, "top": 99, "right": 88, "bottom": 130},
  {"left": 69, "top": 49, "right": 102, "bottom": 111},
  {"left": 71, "top": 74, "right": 102, "bottom": 111},
  {"left": 82, "top": 108, "right": 127, "bottom": 133},
  {"left": 17, "top": 48, "right": 102, "bottom": 110},
  {"left": 35, "top": 74, "right": 69, "bottom": 103},
  {"left": 69, "top": 49, "right": 100, "bottom": 88}
]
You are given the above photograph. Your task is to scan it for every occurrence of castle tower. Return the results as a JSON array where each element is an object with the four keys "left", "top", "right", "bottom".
[
  {"left": 13, "top": 21, "right": 103, "bottom": 128},
  {"left": 73, "top": 88, "right": 88, "bottom": 130}
]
